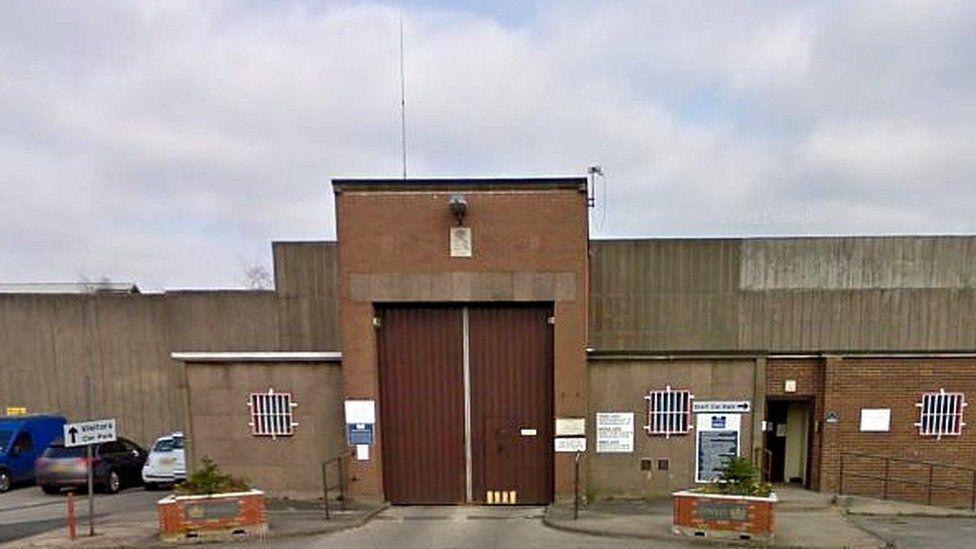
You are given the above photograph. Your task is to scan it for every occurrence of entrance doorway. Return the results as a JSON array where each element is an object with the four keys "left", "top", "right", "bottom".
[
  {"left": 377, "top": 304, "right": 554, "bottom": 505},
  {"left": 765, "top": 399, "right": 813, "bottom": 486}
]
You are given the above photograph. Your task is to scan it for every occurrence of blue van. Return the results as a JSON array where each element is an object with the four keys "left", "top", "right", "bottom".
[{"left": 0, "top": 415, "right": 67, "bottom": 492}]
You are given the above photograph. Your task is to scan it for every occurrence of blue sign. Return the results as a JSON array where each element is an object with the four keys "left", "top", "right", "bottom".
[
  {"left": 711, "top": 416, "right": 727, "bottom": 429},
  {"left": 346, "top": 423, "right": 374, "bottom": 445}
]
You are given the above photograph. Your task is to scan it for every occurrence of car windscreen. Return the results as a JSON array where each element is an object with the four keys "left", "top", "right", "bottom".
[
  {"left": 152, "top": 439, "right": 174, "bottom": 452},
  {"left": 172, "top": 437, "right": 184, "bottom": 450},
  {"left": 0, "top": 430, "right": 11, "bottom": 453},
  {"left": 43, "top": 445, "right": 86, "bottom": 458}
]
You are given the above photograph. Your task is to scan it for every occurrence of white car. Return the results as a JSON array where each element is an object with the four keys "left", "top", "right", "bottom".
[{"left": 142, "top": 432, "right": 186, "bottom": 489}]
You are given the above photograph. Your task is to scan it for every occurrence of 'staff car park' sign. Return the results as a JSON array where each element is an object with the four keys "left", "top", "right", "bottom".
[
  {"left": 693, "top": 401, "right": 751, "bottom": 413},
  {"left": 63, "top": 419, "right": 117, "bottom": 448}
]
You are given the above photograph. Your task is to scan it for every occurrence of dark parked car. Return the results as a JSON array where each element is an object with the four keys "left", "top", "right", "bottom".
[{"left": 35, "top": 437, "right": 147, "bottom": 494}]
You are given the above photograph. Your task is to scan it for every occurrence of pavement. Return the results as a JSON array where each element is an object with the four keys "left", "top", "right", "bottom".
[
  {"left": 544, "top": 486, "right": 885, "bottom": 548},
  {"left": 4, "top": 483, "right": 976, "bottom": 548},
  {"left": 0, "top": 487, "right": 385, "bottom": 548}
]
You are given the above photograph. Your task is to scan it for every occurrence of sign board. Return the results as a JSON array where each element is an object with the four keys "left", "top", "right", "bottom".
[
  {"left": 63, "top": 419, "right": 116, "bottom": 448},
  {"left": 859, "top": 408, "right": 890, "bottom": 432},
  {"left": 555, "top": 418, "right": 586, "bottom": 436},
  {"left": 596, "top": 412, "right": 634, "bottom": 453},
  {"left": 346, "top": 423, "right": 374, "bottom": 445},
  {"left": 344, "top": 400, "right": 376, "bottom": 424},
  {"left": 695, "top": 413, "right": 740, "bottom": 483},
  {"left": 696, "top": 501, "right": 749, "bottom": 521},
  {"left": 826, "top": 411, "right": 839, "bottom": 424},
  {"left": 450, "top": 227, "right": 473, "bottom": 257},
  {"left": 554, "top": 437, "right": 586, "bottom": 452},
  {"left": 693, "top": 401, "right": 751, "bottom": 414},
  {"left": 5, "top": 407, "right": 27, "bottom": 416}
]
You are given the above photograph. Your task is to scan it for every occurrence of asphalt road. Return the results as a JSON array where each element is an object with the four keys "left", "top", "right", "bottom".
[
  {"left": 0, "top": 483, "right": 164, "bottom": 544},
  {"left": 228, "top": 506, "right": 714, "bottom": 549},
  {"left": 849, "top": 515, "right": 976, "bottom": 549}
]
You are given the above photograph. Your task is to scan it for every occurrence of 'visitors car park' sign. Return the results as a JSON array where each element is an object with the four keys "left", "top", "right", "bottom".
[{"left": 63, "top": 419, "right": 117, "bottom": 447}]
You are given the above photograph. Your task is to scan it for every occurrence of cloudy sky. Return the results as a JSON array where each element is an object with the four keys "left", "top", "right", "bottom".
[{"left": 1, "top": 1, "right": 974, "bottom": 290}]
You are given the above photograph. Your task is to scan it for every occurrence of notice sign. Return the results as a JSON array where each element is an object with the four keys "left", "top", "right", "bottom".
[
  {"left": 693, "top": 401, "right": 751, "bottom": 414},
  {"left": 346, "top": 423, "right": 374, "bottom": 445},
  {"left": 695, "top": 413, "right": 740, "bottom": 483},
  {"left": 554, "top": 437, "right": 586, "bottom": 453},
  {"left": 63, "top": 419, "right": 117, "bottom": 448},
  {"left": 596, "top": 412, "right": 634, "bottom": 453}
]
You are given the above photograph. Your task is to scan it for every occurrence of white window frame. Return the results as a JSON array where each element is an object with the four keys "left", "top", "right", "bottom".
[
  {"left": 644, "top": 385, "right": 694, "bottom": 438},
  {"left": 916, "top": 389, "right": 966, "bottom": 439},
  {"left": 247, "top": 388, "right": 298, "bottom": 438}
]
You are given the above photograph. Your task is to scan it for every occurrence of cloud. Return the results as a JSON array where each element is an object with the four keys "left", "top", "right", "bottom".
[{"left": 0, "top": 0, "right": 974, "bottom": 289}]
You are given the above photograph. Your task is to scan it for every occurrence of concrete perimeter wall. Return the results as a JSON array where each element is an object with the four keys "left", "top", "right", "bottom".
[{"left": 0, "top": 243, "right": 341, "bottom": 448}]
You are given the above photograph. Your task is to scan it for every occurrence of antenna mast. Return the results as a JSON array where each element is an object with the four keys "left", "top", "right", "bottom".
[{"left": 399, "top": 12, "right": 407, "bottom": 179}]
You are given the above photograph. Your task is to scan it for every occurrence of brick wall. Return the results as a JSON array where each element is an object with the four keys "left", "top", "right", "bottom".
[{"left": 820, "top": 357, "right": 976, "bottom": 508}]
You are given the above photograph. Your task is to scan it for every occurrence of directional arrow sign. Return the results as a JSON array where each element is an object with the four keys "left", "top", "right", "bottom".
[
  {"left": 692, "top": 401, "right": 751, "bottom": 414},
  {"left": 63, "top": 419, "right": 117, "bottom": 448}
]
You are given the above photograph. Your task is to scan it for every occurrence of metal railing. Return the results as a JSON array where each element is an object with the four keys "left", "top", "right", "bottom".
[
  {"left": 322, "top": 454, "right": 348, "bottom": 520},
  {"left": 839, "top": 451, "right": 976, "bottom": 510}
]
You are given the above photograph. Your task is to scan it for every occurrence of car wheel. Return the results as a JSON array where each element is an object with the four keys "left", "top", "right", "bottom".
[
  {"left": 41, "top": 485, "right": 61, "bottom": 495},
  {"left": 0, "top": 469, "right": 11, "bottom": 493},
  {"left": 104, "top": 470, "right": 121, "bottom": 494}
]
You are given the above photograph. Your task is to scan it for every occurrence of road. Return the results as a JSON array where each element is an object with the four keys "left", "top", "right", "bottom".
[
  {"left": 0, "top": 484, "right": 163, "bottom": 544},
  {"left": 223, "top": 506, "right": 711, "bottom": 549}
]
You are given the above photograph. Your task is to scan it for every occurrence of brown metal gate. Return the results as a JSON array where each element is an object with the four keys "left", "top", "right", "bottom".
[
  {"left": 377, "top": 307, "right": 465, "bottom": 504},
  {"left": 377, "top": 305, "right": 553, "bottom": 505},
  {"left": 470, "top": 306, "right": 554, "bottom": 504}
]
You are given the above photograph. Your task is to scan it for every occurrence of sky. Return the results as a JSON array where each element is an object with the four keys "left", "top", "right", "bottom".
[{"left": 1, "top": 1, "right": 974, "bottom": 290}]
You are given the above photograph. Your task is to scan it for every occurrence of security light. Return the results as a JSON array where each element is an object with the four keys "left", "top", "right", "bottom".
[{"left": 449, "top": 194, "right": 468, "bottom": 225}]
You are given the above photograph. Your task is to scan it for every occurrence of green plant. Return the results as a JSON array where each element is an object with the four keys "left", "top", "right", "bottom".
[
  {"left": 174, "top": 457, "right": 250, "bottom": 496},
  {"left": 701, "top": 457, "right": 772, "bottom": 497}
]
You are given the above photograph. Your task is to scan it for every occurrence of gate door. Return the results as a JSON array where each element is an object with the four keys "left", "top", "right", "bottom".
[
  {"left": 470, "top": 306, "right": 554, "bottom": 504},
  {"left": 378, "top": 307, "right": 465, "bottom": 504}
]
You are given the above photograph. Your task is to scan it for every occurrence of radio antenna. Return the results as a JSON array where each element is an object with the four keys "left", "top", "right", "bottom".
[{"left": 399, "top": 11, "right": 407, "bottom": 179}]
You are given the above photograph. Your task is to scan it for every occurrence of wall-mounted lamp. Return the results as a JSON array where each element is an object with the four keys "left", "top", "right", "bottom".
[{"left": 449, "top": 194, "right": 468, "bottom": 226}]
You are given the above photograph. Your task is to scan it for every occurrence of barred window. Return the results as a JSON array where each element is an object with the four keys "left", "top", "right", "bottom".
[
  {"left": 645, "top": 386, "right": 693, "bottom": 437},
  {"left": 248, "top": 389, "right": 298, "bottom": 438},
  {"left": 916, "top": 389, "right": 966, "bottom": 439}
]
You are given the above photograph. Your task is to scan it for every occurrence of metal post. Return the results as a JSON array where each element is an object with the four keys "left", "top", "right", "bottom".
[
  {"left": 339, "top": 455, "right": 347, "bottom": 503},
  {"left": 85, "top": 376, "right": 95, "bottom": 537},
  {"left": 882, "top": 458, "right": 889, "bottom": 500},
  {"left": 927, "top": 465, "right": 934, "bottom": 506},
  {"left": 67, "top": 491, "right": 76, "bottom": 540},
  {"left": 838, "top": 453, "right": 844, "bottom": 495},
  {"left": 323, "top": 461, "right": 331, "bottom": 520},
  {"left": 971, "top": 470, "right": 975, "bottom": 511},
  {"left": 573, "top": 451, "right": 581, "bottom": 520}
]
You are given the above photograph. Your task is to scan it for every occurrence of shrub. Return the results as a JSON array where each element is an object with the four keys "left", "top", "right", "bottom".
[
  {"left": 174, "top": 457, "right": 250, "bottom": 496},
  {"left": 701, "top": 457, "right": 772, "bottom": 497}
]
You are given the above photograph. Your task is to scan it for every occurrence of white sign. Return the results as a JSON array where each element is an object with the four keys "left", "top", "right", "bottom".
[
  {"left": 355, "top": 444, "right": 370, "bottom": 461},
  {"left": 693, "top": 401, "right": 751, "bottom": 413},
  {"left": 555, "top": 418, "right": 586, "bottom": 436},
  {"left": 344, "top": 400, "right": 376, "bottom": 424},
  {"left": 63, "top": 419, "right": 116, "bottom": 448},
  {"left": 450, "top": 227, "right": 473, "bottom": 257},
  {"left": 596, "top": 412, "right": 634, "bottom": 453},
  {"left": 695, "top": 414, "right": 740, "bottom": 483},
  {"left": 860, "top": 408, "right": 891, "bottom": 432},
  {"left": 554, "top": 437, "right": 587, "bottom": 452}
]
